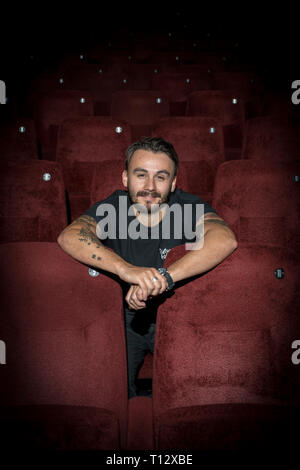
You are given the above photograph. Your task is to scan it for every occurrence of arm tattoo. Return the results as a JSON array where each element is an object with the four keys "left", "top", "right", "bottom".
[
  {"left": 91, "top": 254, "right": 102, "bottom": 261},
  {"left": 78, "top": 227, "right": 102, "bottom": 246},
  {"left": 72, "top": 215, "right": 103, "bottom": 249},
  {"left": 70, "top": 215, "right": 96, "bottom": 231},
  {"left": 204, "top": 212, "right": 228, "bottom": 227},
  {"left": 204, "top": 219, "right": 228, "bottom": 227}
]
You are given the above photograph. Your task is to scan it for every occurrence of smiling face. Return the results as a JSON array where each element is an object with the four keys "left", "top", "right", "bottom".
[{"left": 122, "top": 149, "right": 177, "bottom": 213}]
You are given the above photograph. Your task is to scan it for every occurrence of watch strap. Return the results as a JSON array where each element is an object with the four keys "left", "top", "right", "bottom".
[{"left": 158, "top": 267, "right": 175, "bottom": 291}]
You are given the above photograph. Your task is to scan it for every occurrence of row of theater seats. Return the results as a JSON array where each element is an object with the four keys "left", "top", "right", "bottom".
[
  {"left": 0, "top": 157, "right": 299, "bottom": 254},
  {"left": 6, "top": 87, "right": 300, "bottom": 166},
  {"left": 27, "top": 68, "right": 263, "bottom": 118},
  {"left": 0, "top": 239, "right": 299, "bottom": 450},
  {"left": 1, "top": 113, "right": 299, "bottom": 223},
  {"left": 29, "top": 88, "right": 249, "bottom": 159}
]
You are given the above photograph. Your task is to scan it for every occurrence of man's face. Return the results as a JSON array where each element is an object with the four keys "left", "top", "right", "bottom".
[{"left": 122, "top": 149, "right": 177, "bottom": 213}]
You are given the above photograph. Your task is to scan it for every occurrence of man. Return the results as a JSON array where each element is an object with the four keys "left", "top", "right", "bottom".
[{"left": 57, "top": 137, "right": 238, "bottom": 398}]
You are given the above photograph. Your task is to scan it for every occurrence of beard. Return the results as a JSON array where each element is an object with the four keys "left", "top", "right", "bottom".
[{"left": 127, "top": 183, "right": 173, "bottom": 214}]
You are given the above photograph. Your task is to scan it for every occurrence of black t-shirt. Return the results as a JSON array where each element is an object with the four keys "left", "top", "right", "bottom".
[
  {"left": 83, "top": 188, "right": 218, "bottom": 327},
  {"left": 83, "top": 188, "right": 218, "bottom": 269}
]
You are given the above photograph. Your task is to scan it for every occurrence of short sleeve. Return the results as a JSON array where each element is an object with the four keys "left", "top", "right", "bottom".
[
  {"left": 81, "top": 201, "right": 102, "bottom": 223},
  {"left": 201, "top": 199, "right": 218, "bottom": 216}
]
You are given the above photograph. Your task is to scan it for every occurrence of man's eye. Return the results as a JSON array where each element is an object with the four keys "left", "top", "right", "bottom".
[
  {"left": 137, "top": 174, "right": 145, "bottom": 178},
  {"left": 157, "top": 176, "right": 165, "bottom": 181}
]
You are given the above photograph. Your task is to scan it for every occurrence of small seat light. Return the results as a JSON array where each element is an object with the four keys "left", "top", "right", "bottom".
[
  {"left": 89, "top": 268, "right": 100, "bottom": 277},
  {"left": 43, "top": 173, "right": 51, "bottom": 181}
]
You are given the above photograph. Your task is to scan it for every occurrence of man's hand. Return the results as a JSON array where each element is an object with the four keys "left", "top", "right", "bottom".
[
  {"left": 119, "top": 266, "right": 167, "bottom": 301},
  {"left": 126, "top": 285, "right": 147, "bottom": 310}
]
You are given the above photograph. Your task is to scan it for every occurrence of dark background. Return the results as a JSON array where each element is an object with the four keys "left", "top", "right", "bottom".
[{"left": 1, "top": 3, "right": 299, "bottom": 117}]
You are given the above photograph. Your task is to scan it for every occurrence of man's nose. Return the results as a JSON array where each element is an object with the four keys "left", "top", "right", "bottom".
[{"left": 144, "top": 175, "right": 156, "bottom": 191}]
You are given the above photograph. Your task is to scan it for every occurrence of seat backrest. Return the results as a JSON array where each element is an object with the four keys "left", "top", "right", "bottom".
[
  {"left": 212, "top": 160, "right": 300, "bottom": 252},
  {"left": 155, "top": 245, "right": 299, "bottom": 417},
  {"left": 56, "top": 117, "right": 131, "bottom": 195},
  {"left": 111, "top": 91, "right": 170, "bottom": 126},
  {"left": 90, "top": 159, "right": 125, "bottom": 204},
  {"left": 34, "top": 90, "right": 94, "bottom": 160},
  {"left": 0, "top": 242, "right": 128, "bottom": 447},
  {"left": 186, "top": 90, "right": 245, "bottom": 126},
  {"left": 0, "top": 118, "right": 38, "bottom": 162},
  {"left": 152, "top": 117, "right": 224, "bottom": 196},
  {"left": 242, "top": 117, "right": 300, "bottom": 163},
  {"left": 0, "top": 160, "right": 67, "bottom": 242}
]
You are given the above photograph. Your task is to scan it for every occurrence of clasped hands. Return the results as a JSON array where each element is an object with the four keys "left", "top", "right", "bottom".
[{"left": 120, "top": 265, "right": 168, "bottom": 310}]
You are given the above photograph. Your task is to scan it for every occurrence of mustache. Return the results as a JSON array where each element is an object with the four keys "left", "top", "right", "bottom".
[{"left": 137, "top": 190, "right": 161, "bottom": 198}]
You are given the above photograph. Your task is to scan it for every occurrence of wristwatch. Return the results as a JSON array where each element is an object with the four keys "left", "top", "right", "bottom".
[{"left": 158, "top": 267, "right": 175, "bottom": 292}]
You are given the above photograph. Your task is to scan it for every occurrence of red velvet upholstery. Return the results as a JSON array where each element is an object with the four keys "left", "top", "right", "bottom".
[
  {"left": 186, "top": 90, "right": 245, "bottom": 126},
  {"left": 212, "top": 160, "right": 300, "bottom": 253},
  {"left": 111, "top": 91, "right": 170, "bottom": 141},
  {"left": 211, "top": 71, "right": 263, "bottom": 119},
  {"left": 34, "top": 90, "right": 94, "bottom": 161},
  {"left": 212, "top": 71, "right": 263, "bottom": 96},
  {"left": 261, "top": 91, "right": 300, "bottom": 121},
  {"left": 88, "top": 73, "right": 133, "bottom": 115},
  {"left": 124, "top": 64, "right": 164, "bottom": 90},
  {"left": 153, "top": 246, "right": 300, "bottom": 450},
  {"left": 0, "top": 118, "right": 38, "bottom": 162},
  {"left": 56, "top": 117, "right": 131, "bottom": 221},
  {"left": 152, "top": 117, "right": 224, "bottom": 202},
  {"left": 127, "top": 397, "right": 153, "bottom": 450},
  {"left": 0, "top": 242, "right": 128, "bottom": 450},
  {"left": 25, "top": 73, "right": 70, "bottom": 116},
  {"left": 90, "top": 159, "right": 125, "bottom": 204},
  {"left": 151, "top": 73, "right": 212, "bottom": 115},
  {"left": 242, "top": 117, "right": 300, "bottom": 162},
  {"left": 0, "top": 160, "right": 67, "bottom": 243}
]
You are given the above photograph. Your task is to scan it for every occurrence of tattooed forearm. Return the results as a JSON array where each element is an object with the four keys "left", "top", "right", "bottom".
[
  {"left": 91, "top": 254, "right": 102, "bottom": 261},
  {"left": 70, "top": 215, "right": 96, "bottom": 230},
  {"left": 78, "top": 227, "right": 102, "bottom": 246}
]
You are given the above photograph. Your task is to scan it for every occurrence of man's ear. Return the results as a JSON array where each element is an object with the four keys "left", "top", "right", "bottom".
[{"left": 122, "top": 170, "right": 128, "bottom": 188}]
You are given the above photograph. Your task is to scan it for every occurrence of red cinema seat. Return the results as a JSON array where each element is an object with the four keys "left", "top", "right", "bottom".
[
  {"left": 153, "top": 245, "right": 300, "bottom": 451},
  {"left": 211, "top": 71, "right": 263, "bottom": 119},
  {"left": 152, "top": 117, "right": 225, "bottom": 204},
  {"left": 124, "top": 64, "right": 162, "bottom": 90},
  {"left": 0, "top": 242, "right": 128, "bottom": 450},
  {"left": 186, "top": 90, "right": 246, "bottom": 160},
  {"left": 212, "top": 71, "right": 263, "bottom": 96},
  {"left": 261, "top": 90, "right": 300, "bottom": 121},
  {"left": 0, "top": 118, "right": 38, "bottom": 162},
  {"left": 56, "top": 117, "right": 131, "bottom": 221},
  {"left": 90, "top": 159, "right": 125, "bottom": 204},
  {"left": 111, "top": 91, "right": 170, "bottom": 141},
  {"left": 34, "top": 90, "right": 94, "bottom": 161},
  {"left": 151, "top": 73, "right": 212, "bottom": 115},
  {"left": 193, "top": 51, "right": 233, "bottom": 72},
  {"left": 242, "top": 117, "right": 300, "bottom": 163},
  {"left": 0, "top": 160, "right": 67, "bottom": 243},
  {"left": 212, "top": 160, "right": 300, "bottom": 254},
  {"left": 66, "top": 65, "right": 133, "bottom": 115},
  {"left": 25, "top": 73, "right": 70, "bottom": 117}
]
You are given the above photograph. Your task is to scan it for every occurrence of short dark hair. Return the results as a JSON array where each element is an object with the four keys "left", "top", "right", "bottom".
[{"left": 125, "top": 137, "right": 179, "bottom": 177}]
